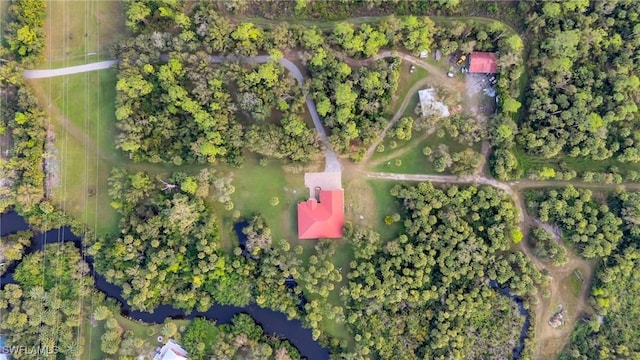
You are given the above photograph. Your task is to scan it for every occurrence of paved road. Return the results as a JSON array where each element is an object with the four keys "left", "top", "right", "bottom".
[{"left": 23, "top": 60, "right": 119, "bottom": 79}]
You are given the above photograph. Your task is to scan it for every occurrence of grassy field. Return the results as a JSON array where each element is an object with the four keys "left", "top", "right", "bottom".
[
  {"left": 82, "top": 304, "right": 191, "bottom": 360},
  {"left": 389, "top": 63, "right": 428, "bottom": 115},
  {"left": 370, "top": 94, "right": 420, "bottom": 162},
  {"left": 28, "top": 69, "right": 121, "bottom": 235},
  {"left": 514, "top": 147, "right": 640, "bottom": 178},
  {"left": 43, "top": 0, "right": 125, "bottom": 64},
  {"left": 372, "top": 132, "right": 481, "bottom": 175},
  {"left": 216, "top": 155, "right": 311, "bottom": 247},
  {"left": 367, "top": 179, "right": 404, "bottom": 241},
  {"left": 27, "top": 0, "right": 126, "bottom": 233}
]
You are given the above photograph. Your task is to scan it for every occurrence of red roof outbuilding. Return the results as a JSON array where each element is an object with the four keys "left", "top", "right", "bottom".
[
  {"left": 469, "top": 52, "right": 498, "bottom": 74},
  {"left": 297, "top": 190, "right": 344, "bottom": 239}
]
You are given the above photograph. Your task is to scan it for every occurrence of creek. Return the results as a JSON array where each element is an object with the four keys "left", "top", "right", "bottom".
[
  {"left": 489, "top": 280, "right": 531, "bottom": 359},
  {"left": 0, "top": 212, "right": 329, "bottom": 360}
]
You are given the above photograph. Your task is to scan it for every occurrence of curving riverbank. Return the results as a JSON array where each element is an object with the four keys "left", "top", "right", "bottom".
[
  {"left": 0, "top": 211, "right": 329, "bottom": 360},
  {"left": 489, "top": 280, "right": 531, "bottom": 359}
]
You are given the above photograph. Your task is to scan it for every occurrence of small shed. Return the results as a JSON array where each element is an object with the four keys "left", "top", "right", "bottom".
[{"left": 469, "top": 52, "right": 498, "bottom": 74}]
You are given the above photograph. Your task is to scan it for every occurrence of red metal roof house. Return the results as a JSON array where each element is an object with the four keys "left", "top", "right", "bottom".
[
  {"left": 297, "top": 189, "right": 344, "bottom": 239},
  {"left": 469, "top": 52, "right": 498, "bottom": 74}
]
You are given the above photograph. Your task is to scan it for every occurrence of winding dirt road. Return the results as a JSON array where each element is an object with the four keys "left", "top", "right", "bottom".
[
  {"left": 25, "top": 53, "right": 636, "bottom": 359},
  {"left": 24, "top": 56, "right": 342, "bottom": 172}
]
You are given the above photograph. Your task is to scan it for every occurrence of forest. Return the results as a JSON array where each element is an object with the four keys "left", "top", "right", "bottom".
[
  {"left": 0, "top": 241, "right": 309, "bottom": 359},
  {"left": 555, "top": 189, "right": 640, "bottom": 358},
  {"left": 2, "top": 0, "right": 640, "bottom": 358},
  {"left": 526, "top": 186, "right": 623, "bottom": 259},
  {"left": 1, "top": 243, "right": 91, "bottom": 359},
  {"left": 0, "top": 230, "right": 31, "bottom": 275},
  {"left": 490, "top": 0, "right": 640, "bottom": 180},
  {"left": 115, "top": 0, "right": 523, "bottom": 163},
  {"left": 182, "top": 315, "right": 302, "bottom": 360},
  {"left": 339, "top": 183, "right": 544, "bottom": 359}
]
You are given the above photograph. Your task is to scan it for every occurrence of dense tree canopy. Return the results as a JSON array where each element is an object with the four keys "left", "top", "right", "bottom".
[
  {"left": 0, "top": 230, "right": 32, "bottom": 275},
  {"left": 1, "top": 243, "right": 92, "bottom": 359},
  {"left": 561, "top": 190, "right": 640, "bottom": 359},
  {"left": 340, "top": 183, "right": 543, "bottom": 359},
  {"left": 308, "top": 52, "right": 399, "bottom": 160},
  {"left": 526, "top": 186, "right": 623, "bottom": 258},
  {"left": 518, "top": 0, "right": 640, "bottom": 162},
  {"left": 183, "top": 316, "right": 301, "bottom": 360}
]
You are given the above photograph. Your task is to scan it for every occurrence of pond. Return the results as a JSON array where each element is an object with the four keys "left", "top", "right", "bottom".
[{"left": 0, "top": 212, "right": 329, "bottom": 360}]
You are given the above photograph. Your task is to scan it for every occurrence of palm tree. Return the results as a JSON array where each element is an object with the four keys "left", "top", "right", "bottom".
[
  {"left": 93, "top": 305, "right": 112, "bottom": 321},
  {"left": 161, "top": 322, "right": 177, "bottom": 338}
]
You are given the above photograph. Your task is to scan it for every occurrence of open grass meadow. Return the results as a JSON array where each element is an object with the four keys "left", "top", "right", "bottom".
[
  {"left": 389, "top": 63, "right": 428, "bottom": 115},
  {"left": 43, "top": 0, "right": 125, "bottom": 65},
  {"left": 372, "top": 132, "right": 480, "bottom": 175},
  {"left": 28, "top": 69, "right": 121, "bottom": 235},
  {"left": 81, "top": 305, "right": 192, "bottom": 360},
  {"left": 26, "top": 0, "right": 125, "bottom": 232},
  {"left": 513, "top": 147, "right": 640, "bottom": 179},
  {"left": 367, "top": 179, "right": 404, "bottom": 241}
]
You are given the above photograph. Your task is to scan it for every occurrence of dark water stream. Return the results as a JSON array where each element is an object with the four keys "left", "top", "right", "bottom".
[
  {"left": 0, "top": 212, "right": 329, "bottom": 360},
  {"left": 489, "top": 280, "right": 531, "bottom": 359}
]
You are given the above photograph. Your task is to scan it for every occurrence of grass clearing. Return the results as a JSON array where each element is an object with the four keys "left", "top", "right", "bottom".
[
  {"left": 366, "top": 179, "right": 403, "bottom": 241},
  {"left": 81, "top": 303, "right": 104, "bottom": 360},
  {"left": 389, "top": 63, "right": 428, "bottom": 115},
  {"left": 372, "top": 132, "right": 481, "bottom": 175},
  {"left": 218, "top": 155, "right": 311, "bottom": 246},
  {"left": 43, "top": 0, "right": 125, "bottom": 63},
  {"left": 553, "top": 268, "right": 584, "bottom": 330},
  {"left": 81, "top": 303, "right": 193, "bottom": 359},
  {"left": 514, "top": 147, "right": 640, "bottom": 178},
  {"left": 26, "top": 0, "right": 126, "bottom": 234},
  {"left": 373, "top": 134, "right": 436, "bottom": 174},
  {"left": 370, "top": 95, "right": 420, "bottom": 163},
  {"left": 28, "top": 70, "right": 121, "bottom": 235}
]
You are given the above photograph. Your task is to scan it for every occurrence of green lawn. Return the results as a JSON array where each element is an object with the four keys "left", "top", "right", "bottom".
[
  {"left": 29, "top": 69, "right": 121, "bottom": 235},
  {"left": 370, "top": 95, "right": 420, "bottom": 163},
  {"left": 25, "top": 0, "right": 126, "bottom": 234},
  {"left": 367, "top": 179, "right": 404, "bottom": 241},
  {"left": 81, "top": 303, "right": 104, "bottom": 360},
  {"left": 389, "top": 63, "right": 428, "bottom": 115},
  {"left": 217, "top": 155, "right": 311, "bottom": 246},
  {"left": 43, "top": 0, "right": 125, "bottom": 63},
  {"left": 373, "top": 133, "right": 480, "bottom": 175},
  {"left": 514, "top": 147, "right": 640, "bottom": 178},
  {"left": 82, "top": 307, "right": 191, "bottom": 360}
]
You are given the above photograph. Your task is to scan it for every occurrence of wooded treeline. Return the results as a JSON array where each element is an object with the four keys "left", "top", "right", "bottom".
[
  {"left": 525, "top": 186, "right": 640, "bottom": 359},
  {"left": 116, "top": 0, "right": 523, "bottom": 163},
  {"left": 491, "top": 0, "right": 640, "bottom": 181},
  {"left": 339, "top": 183, "right": 544, "bottom": 359}
]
